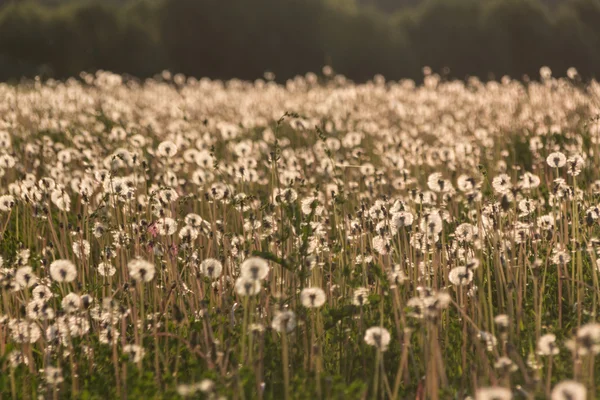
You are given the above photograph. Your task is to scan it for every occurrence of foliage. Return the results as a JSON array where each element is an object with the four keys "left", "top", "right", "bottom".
[
  {"left": 1, "top": 70, "right": 600, "bottom": 398},
  {"left": 1, "top": 0, "right": 600, "bottom": 81}
]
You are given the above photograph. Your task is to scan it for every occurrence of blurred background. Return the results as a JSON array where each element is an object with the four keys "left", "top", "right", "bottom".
[{"left": 0, "top": 0, "right": 599, "bottom": 82}]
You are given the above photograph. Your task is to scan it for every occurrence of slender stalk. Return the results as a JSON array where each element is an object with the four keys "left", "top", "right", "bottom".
[{"left": 282, "top": 330, "right": 290, "bottom": 400}]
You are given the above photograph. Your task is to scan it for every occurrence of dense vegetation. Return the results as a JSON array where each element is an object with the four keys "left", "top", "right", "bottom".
[
  {"left": 357, "top": 0, "right": 572, "bottom": 13},
  {"left": 0, "top": 0, "right": 599, "bottom": 82},
  {"left": 1, "top": 69, "right": 600, "bottom": 399}
]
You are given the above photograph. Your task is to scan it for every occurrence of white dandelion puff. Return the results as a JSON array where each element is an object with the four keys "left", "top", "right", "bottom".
[{"left": 49, "top": 260, "right": 77, "bottom": 283}]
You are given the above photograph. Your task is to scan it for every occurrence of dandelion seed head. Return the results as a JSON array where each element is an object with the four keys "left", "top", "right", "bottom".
[
  {"left": 475, "top": 387, "right": 512, "bottom": 400},
  {"left": 234, "top": 277, "right": 261, "bottom": 296},
  {"left": 364, "top": 326, "right": 391, "bottom": 352},
  {"left": 300, "top": 287, "right": 326, "bottom": 308},
  {"left": 49, "top": 259, "right": 77, "bottom": 283},
  {"left": 551, "top": 380, "right": 586, "bottom": 400},
  {"left": 128, "top": 259, "right": 156, "bottom": 283},
  {"left": 200, "top": 258, "right": 223, "bottom": 279},
  {"left": 271, "top": 310, "right": 296, "bottom": 333},
  {"left": 44, "top": 366, "right": 64, "bottom": 386},
  {"left": 547, "top": 152, "right": 567, "bottom": 168},
  {"left": 352, "top": 287, "right": 369, "bottom": 306},
  {"left": 449, "top": 266, "right": 473, "bottom": 286},
  {"left": 537, "top": 333, "right": 559, "bottom": 356},
  {"left": 240, "top": 257, "right": 269, "bottom": 281}
]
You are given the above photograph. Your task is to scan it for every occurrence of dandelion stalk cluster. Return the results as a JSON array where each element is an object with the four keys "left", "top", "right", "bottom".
[{"left": 0, "top": 67, "right": 599, "bottom": 399}]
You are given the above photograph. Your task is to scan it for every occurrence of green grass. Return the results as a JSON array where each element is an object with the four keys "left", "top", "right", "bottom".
[{"left": 0, "top": 71, "right": 599, "bottom": 399}]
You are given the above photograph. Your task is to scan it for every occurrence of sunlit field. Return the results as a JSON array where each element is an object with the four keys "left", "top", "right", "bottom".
[{"left": 1, "top": 68, "right": 600, "bottom": 399}]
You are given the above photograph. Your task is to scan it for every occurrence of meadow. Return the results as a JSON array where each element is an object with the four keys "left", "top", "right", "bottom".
[{"left": 0, "top": 68, "right": 600, "bottom": 399}]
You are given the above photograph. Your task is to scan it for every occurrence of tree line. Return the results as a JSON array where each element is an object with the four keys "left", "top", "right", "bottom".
[{"left": 0, "top": 0, "right": 599, "bottom": 82}]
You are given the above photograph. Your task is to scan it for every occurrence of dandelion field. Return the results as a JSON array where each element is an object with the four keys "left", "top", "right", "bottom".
[{"left": 1, "top": 69, "right": 600, "bottom": 399}]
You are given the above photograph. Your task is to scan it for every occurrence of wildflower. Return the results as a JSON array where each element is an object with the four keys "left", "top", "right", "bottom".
[
  {"left": 0, "top": 131, "right": 10, "bottom": 149},
  {"left": 274, "top": 187, "right": 298, "bottom": 204},
  {"left": 494, "top": 314, "right": 510, "bottom": 335},
  {"left": 271, "top": 310, "right": 296, "bottom": 333},
  {"left": 97, "top": 262, "right": 116, "bottom": 277},
  {"left": 518, "top": 172, "right": 540, "bottom": 190},
  {"left": 72, "top": 240, "right": 91, "bottom": 259},
  {"left": 418, "top": 291, "right": 452, "bottom": 317},
  {"left": 477, "top": 331, "right": 498, "bottom": 352},
  {"left": 79, "top": 294, "right": 93, "bottom": 309},
  {"left": 390, "top": 211, "right": 414, "bottom": 229},
  {"left": 157, "top": 140, "right": 178, "bottom": 157},
  {"left": 178, "top": 225, "right": 199, "bottom": 241},
  {"left": 537, "top": 214, "right": 555, "bottom": 230},
  {"left": 352, "top": 287, "right": 369, "bottom": 306},
  {"left": 209, "top": 183, "right": 229, "bottom": 200},
  {"left": 155, "top": 217, "right": 178, "bottom": 235},
  {"left": 49, "top": 260, "right": 77, "bottom": 282},
  {"left": 457, "top": 175, "right": 478, "bottom": 192},
  {"left": 27, "top": 299, "right": 54, "bottom": 320},
  {"left": 586, "top": 206, "right": 600, "bottom": 225},
  {"left": 547, "top": 152, "right": 567, "bottom": 168},
  {"left": 200, "top": 258, "right": 223, "bottom": 279},
  {"left": 454, "top": 223, "right": 476, "bottom": 242},
  {"left": 16, "top": 249, "right": 30, "bottom": 266},
  {"left": 491, "top": 174, "right": 512, "bottom": 194},
  {"left": 372, "top": 235, "right": 391, "bottom": 255},
  {"left": 99, "top": 327, "right": 120, "bottom": 345},
  {"left": 158, "top": 188, "right": 179, "bottom": 203},
  {"left": 364, "top": 327, "right": 391, "bottom": 352},
  {"left": 421, "top": 212, "right": 443, "bottom": 237},
  {"left": 104, "top": 177, "right": 133, "bottom": 198},
  {"left": 388, "top": 265, "right": 408, "bottom": 288},
  {"left": 448, "top": 266, "right": 473, "bottom": 286},
  {"left": 568, "top": 322, "right": 600, "bottom": 355},
  {"left": 184, "top": 213, "right": 206, "bottom": 228},
  {"left": 537, "top": 333, "right": 559, "bottom": 356},
  {"left": 123, "top": 344, "right": 146, "bottom": 363},
  {"left": 566, "top": 155, "right": 584, "bottom": 176},
  {"left": 51, "top": 189, "right": 71, "bottom": 211},
  {"left": 8, "top": 350, "right": 28, "bottom": 368},
  {"left": 101, "top": 246, "right": 118, "bottom": 261},
  {"left": 235, "top": 277, "right": 261, "bottom": 296},
  {"left": 540, "top": 66, "right": 552, "bottom": 79},
  {"left": 551, "top": 249, "right": 571, "bottom": 266},
  {"left": 427, "top": 172, "right": 453, "bottom": 193},
  {"left": 300, "top": 287, "right": 326, "bottom": 308},
  {"left": 551, "top": 381, "right": 586, "bottom": 400},
  {"left": 32, "top": 285, "right": 53, "bottom": 302},
  {"left": 197, "top": 379, "right": 215, "bottom": 393},
  {"left": 177, "top": 380, "right": 215, "bottom": 397},
  {"left": 62, "top": 293, "right": 82, "bottom": 312},
  {"left": 128, "top": 259, "right": 156, "bottom": 282},
  {"left": 301, "top": 196, "right": 321, "bottom": 215},
  {"left": 0, "top": 194, "right": 15, "bottom": 211},
  {"left": 10, "top": 321, "right": 41, "bottom": 343},
  {"left": 240, "top": 257, "right": 269, "bottom": 280},
  {"left": 177, "top": 384, "right": 198, "bottom": 397},
  {"left": 249, "top": 323, "right": 265, "bottom": 334},
  {"left": 518, "top": 199, "right": 536, "bottom": 216},
  {"left": 369, "top": 201, "right": 388, "bottom": 219},
  {"left": 93, "top": 222, "right": 106, "bottom": 238},
  {"left": 15, "top": 266, "right": 37, "bottom": 288},
  {"left": 494, "top": 357, "right": 517, "bottom": 374},
  {"left": 475, "top": 387, "right": 512, "bottom": 400},
  {"left": 44, "top": 367, "right": 64, "bottom": 386},
  {"left": 360, "top": 163, "right": 375, "bottom": 176}
]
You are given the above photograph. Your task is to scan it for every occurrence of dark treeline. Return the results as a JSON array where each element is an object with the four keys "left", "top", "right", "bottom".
[
  {"left": 0, "top": 0, "right": 599, "bottom": 82},
  {"left": 357, "top": 0, "right": 570, "bottom": 13}
]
